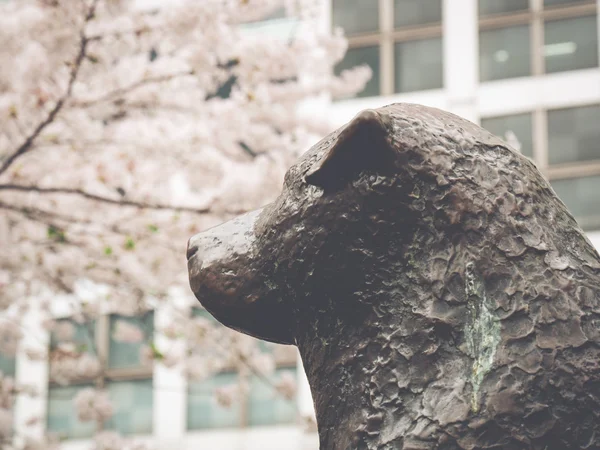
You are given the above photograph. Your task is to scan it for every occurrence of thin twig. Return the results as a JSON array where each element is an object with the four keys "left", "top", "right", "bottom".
[
  {"left": 87, "top": 24, "right": 157, "bottom": 42},
  {"left": 0, "top": 184, "right": 216, "bottom": 214},
  {"left": 73, "top": 71, "right": 194, "bottom": 107},
  {"left": 0, "top": 0, "right": 100, "bottom": 177}
]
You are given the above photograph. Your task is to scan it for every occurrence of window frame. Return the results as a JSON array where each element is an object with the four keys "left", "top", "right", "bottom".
[
  {"left": 478, "top": 0, "right": 597, "bottom": 79},
  {"left": 481, "top": 102, "right": 600, "bottom": 229},
  {"left": 334, "top": 0, "right": 444, "bottom": 97},
  {"left": 545, "top": 102, "right": 600, "bottom": 181},
  {"left": 481, "top": 102, "right": 600, "bottom": 175},
  {"left": 480, "top": 111, "right": 535, "bottom": 159},
  {"left": 47, "top": 312, "right": 154, "bottom": 438},
  {"left": 186, "top": 308, "right": 298, "bottom": 430}
]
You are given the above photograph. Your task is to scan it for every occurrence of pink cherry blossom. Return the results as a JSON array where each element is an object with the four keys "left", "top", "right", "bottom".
[
  {"left": 112, "top": 320, "right": 144, "bottom": 343},
  {"left": 0, "top": 0, "right": 366, "bottom": 445},
  {"left": 0, "top": 407, "right": 13, "bottom": 440},
  {"left": 74, "top": 388, "right": 114, "bottom": 423},
  {"left": 53, "top": 321, "right": 75, "bottom": 342}
]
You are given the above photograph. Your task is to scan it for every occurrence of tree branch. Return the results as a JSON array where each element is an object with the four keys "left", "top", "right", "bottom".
[
  {"left": 73, "top": 71, "right": 194, "bottom": 107},
  {"left": 0, "top": 184, "right": 230, "bottom": 215},
  {"left": 87, "top": 24, "right": 157, "bottom": 42},
  {"left": 0, "top": 0, "right": 99, "bottom": 177}
]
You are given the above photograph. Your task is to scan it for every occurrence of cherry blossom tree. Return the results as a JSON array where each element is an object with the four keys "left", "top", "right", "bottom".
[{"left": 0, "top": 0, "right": 370, "bottom": 447}]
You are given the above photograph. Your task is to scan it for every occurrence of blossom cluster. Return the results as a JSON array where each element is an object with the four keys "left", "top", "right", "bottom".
[{"left": 0, "top": 0, "right": 366, "bottom": 446}]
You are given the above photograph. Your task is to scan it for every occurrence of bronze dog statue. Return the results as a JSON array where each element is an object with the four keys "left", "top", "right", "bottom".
[{"left": 188, "top": 103, "right": 600, "bottom": 449}]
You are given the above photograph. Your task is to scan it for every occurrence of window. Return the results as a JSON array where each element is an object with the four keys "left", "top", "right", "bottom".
[
  {"left": 0, "top": 352, "right": 15, "bottom": 378},
  {"left": 332, "top": 0, "right": 379, "bottom": 36},
  {"left": 496, "top": 104, "right": 600, "bottom": 230},
  {"left": 551, "top": 175, "right": 600, "bottom": 229},
  {"left": 394, "top": 0, "right": 442, "bottom": 27},
  {"left": 188, "top": 372, "right": 242, "bottom": 429},
  {"left": 395, "top": 37, "right": 443, "bottom": 92},
  {"left": 548, "top": 104, "right": 600, "bottom": 165},
  {"left": 46, "top": 313, "right": 154, "bottom": 439},
  {"left": 480, "top": 25, "right": 531, "bottom": 81},
  {"left": 335, "top": 46, "right": 381, "bottom": 98},
  {"left": 105, "top": 379, "right": 153, "bottom": 435},
  {"left": 248, "top": 367, "right": 297, "bottom": 426},
  {"left": 481, "top": 105, "right": 600, "bottom": 230},
  {"left": 479, "top": 0, "right": 597, "bottom": 81},
  {"left": 47, "top": 384, "right": 97, "bottom": 440},
  {"left": 479, "top": 0, "right": 529, "bottom": 16},
  {"left": 186, "top": 310, "right": 298, "bottom": 430},
  {"left": 544, "top": 15, "right": 598, "bottom": 74},
  {"left": 481, "top": 113, "right": 534, "bottom": 159},
  {"left": 0, "top": 319, "right": 19, "bottom": 378},
  {"left": 333, "top": 0, "right": 443, "bottom": 97},
  {"left": 545, "top": 0, "right": 591, "bottom": 6},
  {"left": 0, "top": 345, "right": 16, "bottom": 439}
]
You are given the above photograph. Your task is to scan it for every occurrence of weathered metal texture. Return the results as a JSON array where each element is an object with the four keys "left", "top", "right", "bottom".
[{"left": 187, "top": 103, "right": 600, "bottom": 450}]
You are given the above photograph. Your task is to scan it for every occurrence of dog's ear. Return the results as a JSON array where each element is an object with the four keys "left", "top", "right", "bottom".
[{"left": 304, "top": 109, "right": 395, "bottom": 192}]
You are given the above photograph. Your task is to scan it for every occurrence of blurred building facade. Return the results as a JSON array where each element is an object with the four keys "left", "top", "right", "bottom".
[
  {"left": 2, "top": 1, "right": 600, "bottom": 449},
  {"left": 331, "top": 0, "right": 600, "bottom": 236}
]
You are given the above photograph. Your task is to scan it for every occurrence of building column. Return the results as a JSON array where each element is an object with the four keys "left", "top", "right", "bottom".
[
  {"left": 296, "top": 353, "right": 314, "bottom": 420},
  {"left": 443, "top": 0, "right": 479, "bottom": 123},
  {"left": 153, "top": 306, "right": 186, "bottom": 448},
  {"left": 13, "top": 304, "right": 50, "bottom": 442},
  {"left": 297, "top": 353, "right": 319, "bottom": 450}
]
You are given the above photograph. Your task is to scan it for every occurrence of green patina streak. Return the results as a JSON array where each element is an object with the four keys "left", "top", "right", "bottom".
[{"left": 464, "top": 262, "right": 500, "bottom": 412}]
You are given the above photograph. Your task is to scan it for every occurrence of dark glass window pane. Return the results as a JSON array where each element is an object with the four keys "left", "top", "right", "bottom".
[
  {"left": 248, "top": 368, "right": 297, "bottom": 426},
  {"left": 47, "top": 385, "right": 96, "bottom": 439},
  {"left": 0, "top": 353, "right": 16, "bottom": 378},
  {"left": 395, "top": 38, "right": 443, "bottom": 92},
  {"left": 544, "top": 16, "right": 598, "bottom": 74},
  {"left": 551, "top": 175, "right": 600, "bottom": 230},
  {"left": 187, "top": 372, "right": 241, "bottom": 429},
  {"left": 108, "top": 312, "right": 153, "bottom": 370},
  {"left": 332, "top": 0, "right": 379, "bottom": 36},
  {"left": 544, "top": 0, "right": 591, "bottom": 6},
  {"left": 394, "top": 0, "right": 442, "bottom": 28},
  {"left": 479, "top": 0, "right": 529, "bottom": 16},
  {"left": 481, "top": 113, "right": 534, "bottom": 159},
  {"left": 335, "top": 46, "right": 380, "bottom": 98},
  {"left": 480, "top": 25, "right": 531, "bottom": 81},
  {"left": 548, "top": 104, "right": 600, "bottom": 165},
  {"left": 105, "top": 379, "right": 153, "bottom": 435},
  {"left": 50, "top": 319, "right": 95, "bottom": 354}
]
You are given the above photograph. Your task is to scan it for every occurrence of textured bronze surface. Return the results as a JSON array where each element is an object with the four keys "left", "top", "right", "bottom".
[{"left": 188, "top": 103, "right": 600, "bottom": 449}]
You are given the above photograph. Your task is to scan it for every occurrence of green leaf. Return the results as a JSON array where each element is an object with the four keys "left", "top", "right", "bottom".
[
  {"left": 147, "top": 224, "right": 159, "bottom": 233},
  {"left": 76, "top": 344, "right": 88, "bottom": 353},
  {"left": 149, "top": 341, "right": 164, "bottom": 360},
  {"left": 47, "top": 225, "right": 66, "bottom": 242},
  {"left": 104, "top": 246, "right": 113, "bottom": 255},
  {"left": 124, "top": 237, "right": 135, "bottom": 250}
]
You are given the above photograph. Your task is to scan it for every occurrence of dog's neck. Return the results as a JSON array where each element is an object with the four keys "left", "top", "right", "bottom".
[
  {"left": 297, "top": 319, "right": 381, "bottom": 449},
  {"left": 295, "top": 283, "right": 454, "bottom": 450}
]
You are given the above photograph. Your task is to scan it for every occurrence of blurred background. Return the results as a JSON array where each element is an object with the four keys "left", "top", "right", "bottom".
[{"left": 0, "top": 0, "right": 598, "bottom": 449}]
